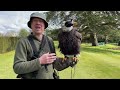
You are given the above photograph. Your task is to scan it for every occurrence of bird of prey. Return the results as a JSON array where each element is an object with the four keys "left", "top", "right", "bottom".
[{"left": 57, "top": 19, "right": 82, "bottom": 67}]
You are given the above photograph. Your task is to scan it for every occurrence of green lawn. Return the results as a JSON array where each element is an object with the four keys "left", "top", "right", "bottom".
[
  {"left": 0, "top": 42, "right": 120, "bottom": 79},
  {"left": 0, "top": 51, "right": 17, "bottom": 79}
]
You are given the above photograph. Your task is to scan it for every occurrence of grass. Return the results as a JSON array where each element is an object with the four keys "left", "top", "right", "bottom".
[
  {"left": 57, "top": 43, "right": 120, "bottom": 79},
  {"left": 0, "top": 51, "right": 17, "bottom": 79},
  {"left": 0, "top": 42, "right": 120, "bottom": 79}
]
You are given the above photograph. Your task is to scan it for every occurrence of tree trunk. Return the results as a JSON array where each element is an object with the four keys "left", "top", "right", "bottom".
[
  {"left": 118, "top": 41, "right": 120, "bottom": 46},
  {"left": 105, "top": 35, "right": 108, "bottom": 44},
  {"left": 90, "top": 32, "right": 98, "bottom": 46}
]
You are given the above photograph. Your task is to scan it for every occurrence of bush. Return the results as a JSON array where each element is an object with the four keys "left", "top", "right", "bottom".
[{"left": 0, "top": 37, "right": 19, "bottom": 53}]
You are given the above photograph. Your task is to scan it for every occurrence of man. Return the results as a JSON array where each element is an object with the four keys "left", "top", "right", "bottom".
[{"left": 13, "top": 12, "right": 71, "bottom": 79}]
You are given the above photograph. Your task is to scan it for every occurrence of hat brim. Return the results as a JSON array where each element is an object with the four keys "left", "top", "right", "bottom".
[{"left": 27, "top": 18, "right": 48, "bottom": 29}]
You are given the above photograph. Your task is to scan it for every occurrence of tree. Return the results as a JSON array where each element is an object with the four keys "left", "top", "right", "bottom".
[
  {"left": 5, "top": 30, "right": 18, "bottom": 37},
  {"left": 19, "top": 28, "right": 30, "bottom": 38},
  {"left": 45, "top": 11, "right": 120, "bottom": 46},
  {"left": 46, "top": 28, "right": 60, "bottom": 40},
  {"left": 118, "top": 41, "right": 120, "bottom": 46}
]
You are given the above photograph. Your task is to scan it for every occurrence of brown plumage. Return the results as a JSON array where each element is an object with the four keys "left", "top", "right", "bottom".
[{"left": 58, "top": 28, "right": 82, "bottom": 56}]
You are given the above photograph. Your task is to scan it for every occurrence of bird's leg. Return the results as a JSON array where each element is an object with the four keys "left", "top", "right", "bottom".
[
  {"left": 72, "top": 57, "right": 77, "bottom": 62},
  {"left": 72, "top": 55, "right": 78, "bottom": 62}
]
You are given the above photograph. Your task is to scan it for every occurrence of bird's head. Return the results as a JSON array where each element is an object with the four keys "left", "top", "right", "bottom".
[{"left": 62, "top": 19, "right": 74, "bottom": 32}]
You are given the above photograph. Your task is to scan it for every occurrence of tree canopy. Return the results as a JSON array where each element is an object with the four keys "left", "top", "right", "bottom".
[{"left": 45, "top": 11, "right": 120, "bottom": 46}]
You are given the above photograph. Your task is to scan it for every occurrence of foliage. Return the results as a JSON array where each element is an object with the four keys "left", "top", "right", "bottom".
[
  {"left": 18, "top": 28, "right": 30, "bottom": 38},
  {"left": 46, "top": 29, "right": 59, "bottom": 40},
  {"left": 0, "top": 36, "right": 19, "bottom": 54},
  {"left": 118, "top": 41, "right": 120, "bottom": 46},
  {"left": 45, "top": 11, "right": 120, "bottom": 44}
]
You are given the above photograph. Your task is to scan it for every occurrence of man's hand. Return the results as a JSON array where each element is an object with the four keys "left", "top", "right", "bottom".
[{"left": 39, "top": 52, "right": 57, "bottom": 64}]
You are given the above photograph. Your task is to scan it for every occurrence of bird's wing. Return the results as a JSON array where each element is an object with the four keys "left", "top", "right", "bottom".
[{"left": 75, "top": 30, "right": 82, "bottom": 41}]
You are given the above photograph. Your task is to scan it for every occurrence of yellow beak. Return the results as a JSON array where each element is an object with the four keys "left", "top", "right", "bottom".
[{"left": 73, "top": 22, "right": 78, "bottom": 26}]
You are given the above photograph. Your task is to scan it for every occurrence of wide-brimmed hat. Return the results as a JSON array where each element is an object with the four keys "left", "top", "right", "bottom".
[{"left": 27, "top": 12, "right": 48, "bottom": 29}]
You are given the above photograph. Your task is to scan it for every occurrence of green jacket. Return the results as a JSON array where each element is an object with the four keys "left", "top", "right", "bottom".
[{"left": 13, "top": 34, "right": 55, "bottom": 79}]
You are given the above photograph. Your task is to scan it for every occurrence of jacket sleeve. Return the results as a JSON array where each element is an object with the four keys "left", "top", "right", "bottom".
[{"left": 13, "top": 38, "right": 41, "bottom": 74}]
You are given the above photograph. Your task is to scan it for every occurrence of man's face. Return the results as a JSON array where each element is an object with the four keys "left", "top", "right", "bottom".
[{"left": 31, "top": 18, "right": 45, "bottom": 35}]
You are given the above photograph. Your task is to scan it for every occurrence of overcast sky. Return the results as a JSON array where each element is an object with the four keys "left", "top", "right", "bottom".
[{"left": 0, "top": 11, "right": 48, "bottom": 34}]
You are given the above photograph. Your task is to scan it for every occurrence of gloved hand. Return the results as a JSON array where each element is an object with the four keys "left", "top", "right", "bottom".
[
  {"left": 53, "top": 57, "right": 69, "bottom": 71},
  {"left": 65, "top": 57, "right": 78, "bottom": 67},
  {"left": 53, "top": 57, "right": 78, "bottom": 71}
]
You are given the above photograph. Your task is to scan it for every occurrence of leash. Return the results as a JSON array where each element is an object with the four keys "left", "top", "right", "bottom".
[
  {"left": 70, "top": 64, "right": 76, "bottom": 79},
  {"left": 64, "top": 55, "right": 79, "bottom": 79}
]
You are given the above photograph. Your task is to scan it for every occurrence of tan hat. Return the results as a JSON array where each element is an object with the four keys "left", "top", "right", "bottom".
[{"left": 27, "top": 12, "right": 48, "bottom": 29}]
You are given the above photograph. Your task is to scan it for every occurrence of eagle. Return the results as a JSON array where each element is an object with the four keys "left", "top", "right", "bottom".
[{"left": 57, "top": 19, "right": 82, "bottom": 67}]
